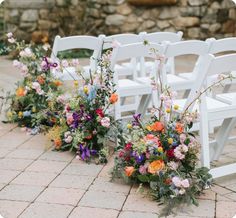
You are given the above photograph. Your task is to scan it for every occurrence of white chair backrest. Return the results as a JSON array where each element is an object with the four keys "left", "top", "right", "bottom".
[
  {"left": 183, "top": 53, "right": 236, "bottom": 111},
  {"left": 51, "top": 35, "right": 104, "bottom": 71},
  {"left": 110, "top": 42, "right": 166, "bottom": 82},
  {"left": 140, "top": 31, "right": 183, "bottom": 43},
  {"left": 101, "top": 33, "right": 141, "bottom": 50},
  {"left": 208, "top": 37, "right": 236, "bottom": 54}
]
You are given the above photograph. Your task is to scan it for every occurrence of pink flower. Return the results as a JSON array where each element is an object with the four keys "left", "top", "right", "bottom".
[
  {"left": 20, "top": 65, "right": 29, "bottom": 77},
  {"left": 66, "top": 113, "right": 74, "bottom": 125},
  {"left": 139, "top": 165, "right": 147, "bottom": 175},
  {"left": 71, "top": 59, "right": 80, "bottom": 67},
  {"left": 101, "top": 117, "right": 110, "bottom": 128},
  {"left": 172, "top": 176, "right": 182, "bottom": 187},
  {"left": 32, "top": 82, "right": 41, "bottom": 90},
  {"left": 65, "top": 135, "right": 73, "bottom": 143},
  {"left": 8, "top": 38, "right": 16, "bottom": 43},
  {"left": 57, "top": 95, "right": 67, "bottom": 104},
  {"left": 61, "top": 59, "right": 69, "bottom": 68},
  {"left": 179, "top": 134, "right": 186, "bottom": 144},
  {"left": 181, "top": 179, "right": 190, "bottom": 188},
  {"left": 6, "top": 32, "right": 13, "bottom": 38},
  {"left": 174, "top": 144, "right": 188, "bottom": 160},
  {"left": 13, "top": 60, "right": 21, "bottom": 68}
]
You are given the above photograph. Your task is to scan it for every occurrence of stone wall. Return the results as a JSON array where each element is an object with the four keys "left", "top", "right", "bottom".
[{"left": 3, "top": 0, "right": 236, "bottom": 42}]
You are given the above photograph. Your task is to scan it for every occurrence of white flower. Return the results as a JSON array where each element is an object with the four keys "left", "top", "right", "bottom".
[
  {"left": 6, "top": 32, "right": 13, "bottom": 38},
  {"left": 32, "top": 82, "right": 41, "bottom": 90},
  {"left": 13, "top": 60, "right": 21, "bottom": 68},
  {"left": 167, "top": 161, "right": 179, "bottom": 170},
  {"left": 101, "top": 117, "right": 110, "bottom": 128},
  {"left": 179, "top": 134, "right": 186, "bottom": 144},
  {"left": 8, "top": 38, "right": 16, "bottom": 43},
  {"left": 179, "top": 188, "right": 186, "bottom": 195},
  {"left": 65, "top": 135, "right": 73, "bottom": 143},
  {"left": 172, "top": 176, "right": 182, "bottom": 187},
  {"left": 42, "top": 43, "right": 50, "bottom": 51},
  {"left": 181, "top": 179, "right": 190, "bottom": 188},
  {"left": 61, "top": 59, "right": 69, "bottom": 68}
]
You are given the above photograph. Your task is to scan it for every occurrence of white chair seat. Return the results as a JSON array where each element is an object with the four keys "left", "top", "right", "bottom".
[
  {"left": 115, "top": 64, "right": 133, "bottom": 77},
  {"left": 136, "top": 74, "right": 189, "bottom": 90},
  {"left": 118, "top": 79, "right": 152, "bottom": 97},
  {"left": 122, "top": 62, "right": 154, "bottom": 73},
  {"left": 174, "top": 97, "right": 236, "bottom": 121},
  {"left": 216, "top": 92, "right": 236, "bottom": 104}
]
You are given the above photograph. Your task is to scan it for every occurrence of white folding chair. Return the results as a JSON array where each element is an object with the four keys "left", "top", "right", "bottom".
[
  {"left": 136, "top": 40, "right": 210, "bottom": 93},
  {"left": 110, "top": 42, "right": 166, "bottom": 120},
  {"left": 173, "top": 54, "right": 236, "bottom": 178},
  {"left": 51, "top": 35, "right": 104, "bottom": 80},
  {"left": 101, "top": 33, "right": 142, "bottom": 77}
]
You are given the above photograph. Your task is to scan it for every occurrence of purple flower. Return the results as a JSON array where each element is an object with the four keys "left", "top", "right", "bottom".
[{"left": 132, "top": 114, "right": 141, "bottom": 126}]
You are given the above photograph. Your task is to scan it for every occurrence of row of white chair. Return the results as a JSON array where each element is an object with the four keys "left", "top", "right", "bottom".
[{"left": 50, "top": 32, "right": 236, "bottom": 178}]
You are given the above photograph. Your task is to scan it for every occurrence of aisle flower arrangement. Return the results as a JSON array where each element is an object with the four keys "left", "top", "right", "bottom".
[
  {"left": 47, "top": 51, "right": 118, "bottom": 163},
  {"left": 1, "top": 33, "right": 66, "bottom": 130}
]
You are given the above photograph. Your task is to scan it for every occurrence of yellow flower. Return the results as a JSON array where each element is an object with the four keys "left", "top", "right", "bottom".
[
  {"left": 16, "top": 87, "right": 26, "bottom": 97},
  {"left": 166, "top": 108, "right": 171, "bottom": 113},
  {"left": 74, "top": 81, "right": 79, "bottom": 87},
  {"left": 146, "top": 125, "right": 152, "bottom": 131},
  {"left": 84, "top": 86, "right": 89, "bottom": 94},
  {"left": 174, "top": 104, "right": 179, "bottom": 110},
  {"left": 158, "top": 147, "right": 163, "bottom": 153},
  {"left": 18, "top": 111, "right": 23, "bottom": 118},
  {"left": 168, "top": 138, "right": 173, "bottom": 144},
  {"left": 32, "top": 107, "right": 36, "bottom": 113},
  {"left": 127, "top": 123, "right": 132, "bottom": 129}
]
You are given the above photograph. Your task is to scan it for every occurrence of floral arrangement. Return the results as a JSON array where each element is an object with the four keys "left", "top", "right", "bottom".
[
  {"left": 112, "top": 90, "right": 212, "bottom": 215},
  {"left": 47, "top": 51, "right": 118, "bottom": 163},
  {"left": 1, "top": 33, "right": 78, "bottom": 132}
]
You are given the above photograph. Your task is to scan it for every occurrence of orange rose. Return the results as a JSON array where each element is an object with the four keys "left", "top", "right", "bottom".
[
  {"left": 109, "top": 93, "right": 118, "bottom": 104},
  {"left": 150, "top": 121, "right": 164, "bottom": 132},
  {"left": 176, "top": 122, "right": 184, "bottom": 134},
  {"left": 148, "top": 160, "right": 165, "bottom": 174},
  {"left": 125, "top": 166, "right": 135, "bottom": 177},
  {"left": 37, "top": 76, "right": 45, "bottom": 85},
  {"left": 54, "top": 139, "right": 62, "bottom": 149},
  {"left": 54, "top": 80, "right": 63, "bottom": 87},
  {"left": 16, "top": 87, "right": 26, "bottom": 97}
]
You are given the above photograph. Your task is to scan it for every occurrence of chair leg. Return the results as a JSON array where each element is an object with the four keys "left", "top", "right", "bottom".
[
  {"left": 213, "top": 117, "right": 236, "bottom": 160},
  {"left": 115, "top": 95, "right": 121, "bottom": 120},
  {"left": 136, "top": 94, "right": 151, "bottom": 118}
]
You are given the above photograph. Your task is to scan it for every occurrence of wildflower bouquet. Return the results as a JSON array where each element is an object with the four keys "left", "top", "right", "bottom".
[
  {"left": 47, "top": 52, "right": 118, "bottom": 163},
  {"left": 2, "top": 33, "right": 64, "bottom": 130},
  {"left": 113, "top": 90, "right": 212, "bottom": 215}
]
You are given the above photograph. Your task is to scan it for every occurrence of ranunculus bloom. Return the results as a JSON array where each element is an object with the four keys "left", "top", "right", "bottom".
[
  {"left": 95, "top": 109, "right": 104, "bottom": 117},
  {"left": 176, "top": 122, "right": 184, "bottom": 134},
  {"left": 148, "top": 160, "right": 165, "bottom": 174},
  {"left": 125, "top": 166, "right": 135, "bottom": 177},
  {"left": 16, "top": 87, "right": 26, "bottom": 97},
  {"left": 101, "top": 117, "right": 110, "bottom": 128},
  {"left": 109, "top": 93, "right": 118, "bottom": 104},
  {"left": 150, "top": 121, "right": 164, "bottom": 132}
]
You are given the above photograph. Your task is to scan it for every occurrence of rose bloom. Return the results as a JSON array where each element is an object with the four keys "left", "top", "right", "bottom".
[
  {"left": 148, "top": 160, "right": 165, "bottom": 174},
  {"left": 150, "top": 121, "right": 164, "bottom": 132},
  {"left": 101, "top": 117, "right": 110, "bottom": 128},
  {"left": 32, "top": 82, "right": 41, "bottom": 90},
  {"left": 181, "top": 179, "right": 190, "bottom": 188},
  {"left": 175, "top": 122, "right": 184, "bottom": 134},
  {"left": 109, "top": 93, "right": 118, "bottom": 104},
  {"left": 16, "top": 87, "right": 26, "bottom": 97},
  {"left": 95, "top": 108, "right": 104, "bottom": 117},
  {"left": 125, "top": 166, "right": 135, "bottom": 177}
]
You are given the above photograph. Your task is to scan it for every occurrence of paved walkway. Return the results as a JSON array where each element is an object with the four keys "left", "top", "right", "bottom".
[{"left": 0, "top": 57, "right": 236, "bottom": 218}]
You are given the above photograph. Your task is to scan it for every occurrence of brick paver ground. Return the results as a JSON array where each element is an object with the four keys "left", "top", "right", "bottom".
[{"left": 1, "top": 56, "right": 236, "bottom": 218}]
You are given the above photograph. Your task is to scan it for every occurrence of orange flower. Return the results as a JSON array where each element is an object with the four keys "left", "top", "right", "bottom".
[
  {"left": 54, "top": 139, "right": 62, "bottom": 149},
  {"left": 150, "top": 121, "right": 164, "bottom": 132},
  {"left": 16, "top": 87, "right": 26, "bottom": 97},
  {"left": 125, "top": 166, "right": 135, "bottom": 177},
  {"left": 85, "top": 134, "right": 92, "bottom": 140},
  {"left": 54, "top": 80, "right": 63, "bottom": 87},
  {"left": 176, "top": 122, "right": 184, "bottom": 134},
  {"left": 37, "top": 76, "right": 45, "bottom": 85},
  {"left": 148, "top": 160, "right": 165, "bottom": 174},
  {"left": 109, "top": 93, "right": 118, "bottom": 104}
]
